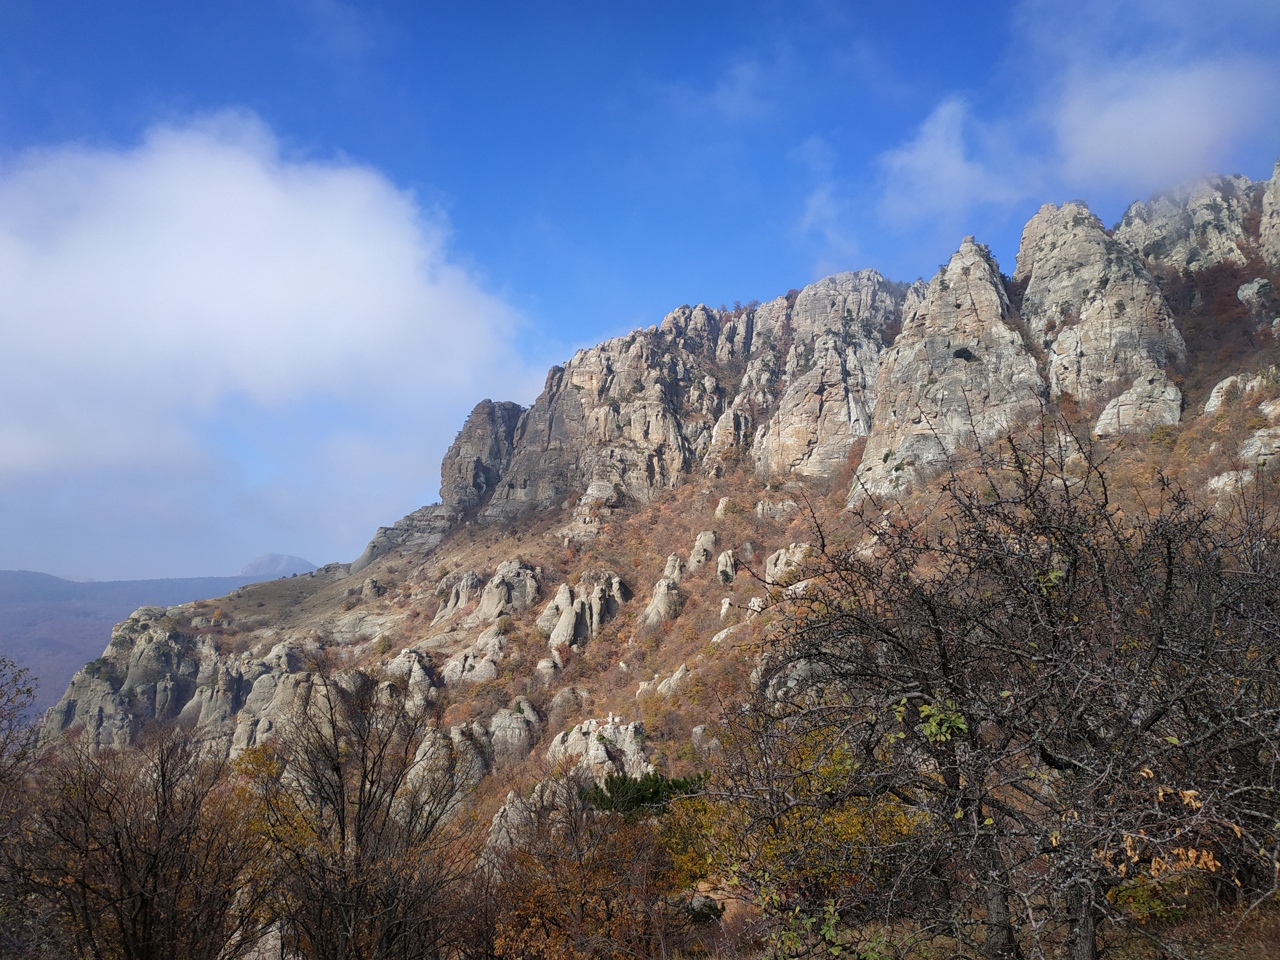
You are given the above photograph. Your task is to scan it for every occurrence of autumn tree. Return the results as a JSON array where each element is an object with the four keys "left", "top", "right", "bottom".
[
  {"left": 713, "top": 425, "right": 1280, "bottom": 959},
  {"left": 488, "top": 771, "right": 704, "bottom": 960},
  {"left": 0, "top": 656, "right": 60, "bottom": 959},
  {"left": 11, "top": 727, "right": 271, "bottom": 960},
  {"left": 247, "top": 666, "right": 470, "bottom": 960}
]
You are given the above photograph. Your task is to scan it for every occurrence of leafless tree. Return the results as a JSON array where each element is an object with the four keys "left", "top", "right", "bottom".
[
  {"left": 712, "top": 424, "right": 1280, "bottom": 959},
  {"left": 11, "top": 726, "right": 271, "bottom": 960},
  {"left": 249, "top": 667, "right": 470, "bottom": 960}
]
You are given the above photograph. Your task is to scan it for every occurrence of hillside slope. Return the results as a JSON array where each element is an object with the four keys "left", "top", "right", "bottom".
[{"left": 39, "top": 162, "right": 1280, "bottom": 793}]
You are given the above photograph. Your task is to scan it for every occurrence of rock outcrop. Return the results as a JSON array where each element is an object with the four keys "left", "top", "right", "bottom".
[
  {"left": 1014, "top": 203, "right": 1185, "bottom": 432},
  {"left": 751, "top": 271, "right": 901, "bottom": 478},
  {"left": 1114, "top": 175, "right": 1259, "bottom": 271},
  {"left": 1263, "top": 159, "right": 1280, "bottom": 272},
  {"left": 851, "top": 238, "right": 1044, "bottom": 502},
  {"left": 536, "top": 571, "right": 630, "bottom": 651},
  {"left": 545, "top": 716, "right": 651, "bottom": 779},
  {"left": 40, "top": 161, "right": 1280, "bottom": 828}
]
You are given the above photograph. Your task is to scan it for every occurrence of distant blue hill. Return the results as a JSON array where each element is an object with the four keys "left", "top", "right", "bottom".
[
  {"left": 0, "top": 570, "right": 270, "bottom": 716},
  {"left": 240, "top": 554, "right": 317, "bottom": 578}
]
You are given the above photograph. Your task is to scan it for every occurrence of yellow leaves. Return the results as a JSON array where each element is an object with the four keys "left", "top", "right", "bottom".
[{"left": 1151, "top": 846, "right": 1220, "bottom": 877}]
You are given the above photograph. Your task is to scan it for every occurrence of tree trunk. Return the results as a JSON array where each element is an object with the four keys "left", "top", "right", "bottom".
[
  {"left": 1066, "top": 880, "right": 1097, "bottom": 960},
  {"left": 982, "top": 877, "right": 1021, "bottom": 960}
]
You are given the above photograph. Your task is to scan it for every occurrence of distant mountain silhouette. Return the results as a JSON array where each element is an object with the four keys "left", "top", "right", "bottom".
[{"left": 239, "top": 554, "right": 317, "bottom": 578}]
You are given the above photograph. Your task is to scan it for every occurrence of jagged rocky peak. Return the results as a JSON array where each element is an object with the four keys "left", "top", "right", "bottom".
[
  {"left": 1114, "top": 174, "right": 1262, "bottom": 271},
  {"left": 851, "top": 237, "right": 1043, "bottom": 504},
  {"left": 440, "top": 399, "right": 525, "bottom": 516},
  {"left": 1015, "top": 202, "right": 1186, "bottom": 433},
  {"left": 751, "top": 270, "right": 904, "bottom": 478}
]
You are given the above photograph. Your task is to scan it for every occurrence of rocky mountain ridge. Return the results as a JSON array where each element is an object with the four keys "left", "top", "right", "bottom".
[{"left": 40, "top": 161, "right": 1280, "bottom": 794}]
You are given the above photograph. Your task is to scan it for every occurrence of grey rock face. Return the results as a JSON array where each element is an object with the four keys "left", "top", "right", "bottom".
[
  {"left": 40, "top": 606, "right": 199, "bottom": 750},
  {"left": 764, "top": 543, "right": 809, "bottom": 583},
  {"left": 536, "top": 571, "right": 630, "bottom": 652},
  {"left": 637, "top": 578, "right": 683, "bottom": 630},
  {"left": 544, "top": 716, "right": 652, "bottom": 780},
  {"left": 441, "top": 625, "right": 506, "bottom": 685},
  {"left": 1016, "top": 203, "right": 1186, "bottom": 418},
  {"left": 1262, "top": 159, "right": 1280, "bottom": 271},
  {"left": 1093, "top": 372, "right": 1182, "bottom": 436},
  {"left": 350, "top": 504, "right": 453, "bottom": 574},
  {"left": 662, "top": 553, "right": 684, "bottom": 583},
  {"left": 716, "top": 550, "right": 737, "bottom": 584},
  {"left": 751, "top": 271, "right": 901, "bottom": 478},
  {"left": 1204, "top": 368, "right": 1278, "bottom": 415},
  {"left": 1114, "top": 175, "right": 1258, "bottom": 271},
  {"left": 487, "top": 699, "right": 542, "bottom": 768},
  {"left": 432, "top": 571, "right": 484, "bottom": 625},
  {"left": 440, "top": 399, "right": 526, "bottom": 516},
  {"left": 687, "top": 531, "right": 717, "bottom": 571},
  {"left": 474, "top": 561, "right": 540, "bottom": 623},
  {"left": 852, "top": 238, "right": 1044, "bottom": 503}
]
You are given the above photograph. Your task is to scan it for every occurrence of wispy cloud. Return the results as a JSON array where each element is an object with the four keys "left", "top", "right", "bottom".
[
  {"left": 870, "top": 0, "right": 1280, "bottom": 244},
  {"left": 790, "top": 136, "right": 860, "bottom": 275},
  {"left": 1017, "top": 0, "right": 1280, "bottom": 193},
  {"left": 877, "top": 98, "right": 1030, "bottom": 226},
  {"left": 662, "top": 53, "right": 780, "bottom": 126},
  {"left": 1054, "top": 61, "right": 1275, "bottom": 191}
]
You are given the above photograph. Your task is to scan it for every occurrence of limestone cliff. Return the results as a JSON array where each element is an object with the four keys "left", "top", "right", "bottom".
[
  {"left": 1114, "top": 175, "right": 1260, "bottom": 271},
  {"left": 851, "top": 238, "right": 1043, "bottom": 502},
  {"left": 1014, "top": 203, "right": 1186, "bottom": 433}
]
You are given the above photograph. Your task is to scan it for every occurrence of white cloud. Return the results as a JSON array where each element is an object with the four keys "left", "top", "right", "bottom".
[
  {"left": 0, "top": 112, "right": 540, "bottom": 576},
  {"left": 1054, "top": 60, "right": 1274, "bottom": 191},
  {"left": 877, "top": 98, "right": 1028, "bottom": 226},
  {"left": 790, "top": 137, "right": 860, "bottom": 274},
  {"left": 1012, "top": 0, "right": 1280, "bottom": 194},
  {"left": 0, "top": 111, "right": 526, "bottom": 476}
]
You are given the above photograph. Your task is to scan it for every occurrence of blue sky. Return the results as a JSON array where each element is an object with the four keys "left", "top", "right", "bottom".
[{"left": 1, "top": 0, "right": 1278, "bottom": 580}]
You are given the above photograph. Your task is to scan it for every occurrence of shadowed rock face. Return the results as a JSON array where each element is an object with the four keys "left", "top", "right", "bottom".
[{"left": 441, "top": 399, "right": 526, "bottom": 516}]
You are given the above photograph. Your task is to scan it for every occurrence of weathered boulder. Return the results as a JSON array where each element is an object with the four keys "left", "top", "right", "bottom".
[
  {"left": 545, "top": 717, "right": 651, "bottom": 779},
  {"left": 662, "top": 553, "right": 684, "bottom": 583},
  {"left": 440, "top": 625, "right": 506, "bottom": 685},
  {"left": 487, "top": 698, "right": 542, "bottom": 767},
  {"left": 536, "top": 571, "right": 630, "bottom": 651},
  {"left": 637, "top": 578, "right": 683, "bottom": 629},
  {"left": 473, "top": 561, "right": 540, "bottom": 623},
  {"left": 716, "top": 550, "right": 737, "bottom": 584},
  {"left": 1093, "top": 371, "right": 1182, "bottom": 435},
  {"left": 687, "top": 531, "right": 717, "bottom": 570},
  {"left": 432, "top": 571, "right": 484, "bottom": 625},
  {"left": 764, "top": 543, "right": 810, "bottom": 583}
]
